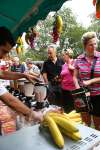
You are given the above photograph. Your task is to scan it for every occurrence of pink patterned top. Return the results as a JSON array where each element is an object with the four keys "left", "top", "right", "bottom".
[
  {"left": 60, "top": 63, "right": 75, "bottom": 91},
  {"left": 75, "top": 51, "right": 100, "bottom": 96}
]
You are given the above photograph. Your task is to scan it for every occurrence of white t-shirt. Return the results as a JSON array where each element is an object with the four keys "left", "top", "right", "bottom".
[
  {"left": 0, "top": 60, "right": 10, "bottom": 87},
  {"left": 26, "top": 64, "right": 40, "bottom": 74},
  {"left": 25, "top": 64, "right": 44, "bottom": 83}
]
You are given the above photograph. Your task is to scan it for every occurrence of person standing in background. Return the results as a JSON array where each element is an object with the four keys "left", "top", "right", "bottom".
[
  {"left": 42, "top": 45, "right": 64, "bottom": 106},
  {"left": 73, "top": 32, "right": 100, "bottom": 130},
  {"left": 25, "top": 60, "right": 47, "bottom": 108},
  {"left": 60, "top": 49, "right": 76, "bottom": 112},
  {"left": 25, "top": 59, "right": 40, "bottom": 79},
  {"left": 11, "top": 56, "right": 25, "bottom": 91}
]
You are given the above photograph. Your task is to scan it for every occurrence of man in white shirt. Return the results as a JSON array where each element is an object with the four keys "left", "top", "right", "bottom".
[{"left": 0, "top": 26, "right": 43, "bottom": 123}]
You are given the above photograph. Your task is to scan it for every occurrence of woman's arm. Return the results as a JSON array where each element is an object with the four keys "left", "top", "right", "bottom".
[
  {"left": 73, "top": 69, "right": 80, "bottom": 89},
  {"left": 83, "top": 77, "right": 100, "bottom": 86},
  {"left": 68, "top": 59, "right": 75, "bottom": 70},
  {"left": 68, "top": 64, "right": 74, "bottom": 70}
]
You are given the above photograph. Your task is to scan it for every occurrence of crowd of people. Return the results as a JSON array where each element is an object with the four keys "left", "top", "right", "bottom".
[{"left": 0, "top": 27, "right": 100, "bottom": 136}]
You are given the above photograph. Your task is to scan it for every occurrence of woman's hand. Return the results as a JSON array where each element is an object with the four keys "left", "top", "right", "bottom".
[
  {"left": 68, "top": 59, "right": 74, "bottom": 70},
  {"left": 83, "top": 80, "right": 92, "bottom": 86}
]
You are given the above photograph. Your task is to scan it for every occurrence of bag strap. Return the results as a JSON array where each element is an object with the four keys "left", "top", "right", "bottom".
[{"left": 90, "top": 57, "right": 97, "bottom": 79}]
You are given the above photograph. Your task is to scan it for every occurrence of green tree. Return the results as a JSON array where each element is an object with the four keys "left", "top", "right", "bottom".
[
  {"left": 57, "top": 7, "right": 87, "bottom": 57},
  {"left": 88, "top": 13, "right": 100, "bottom": 50},
  {"left": 23, "top": 7, "right": 87, "bottom": 61}
]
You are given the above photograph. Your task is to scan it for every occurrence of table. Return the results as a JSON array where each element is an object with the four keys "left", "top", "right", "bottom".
[{"left": 0, "top": 124, "right": 100, "bottom": 150}]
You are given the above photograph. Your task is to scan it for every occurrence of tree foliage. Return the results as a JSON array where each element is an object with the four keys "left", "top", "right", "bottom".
[
  {"left": 88, "top": 13, "right": 100, "bottom": 50},
  {"left": 22, "top": 7, "right": 87, "bottom": 61}
]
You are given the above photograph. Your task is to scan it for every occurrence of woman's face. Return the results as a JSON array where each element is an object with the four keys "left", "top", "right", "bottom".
[
  {"left": 62, "top": 53, "right": 70, "bottom": 63},
  {"left": 85, "top": 38, "right": 97, "bottom": 54}
]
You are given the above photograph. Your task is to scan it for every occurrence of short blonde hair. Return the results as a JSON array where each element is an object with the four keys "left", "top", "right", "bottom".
[
  {"left": 81, "top": 32, "right": 97, "bottom": 46},
  {"left": 62, "top": 48, "right": 73, "bottom": 58}
]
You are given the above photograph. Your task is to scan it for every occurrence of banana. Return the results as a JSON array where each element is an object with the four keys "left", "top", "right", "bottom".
[
  {"left": 16, "top": 46, "right": 22, "bottom": 55},
  {"left": 56, "top": 16, "right": 63, "bottom": 28},
  {"left": 64, "top": 112, "right": 81, "bottom": 119},
  {"left": 47, "top": 112, "right": 69, "bottom": 120},
  {"left": 68, "top": 110, "right": 76, "bottom": 115},
  {"left": 64, "top": 112, "right": 79, "bottom": 117},
  {"left": 67, "top": 114, "right": 81, "bottom": 119},
  {"left": 16, "top": 36, "right": 23, "bottom": 55},
  {"left": 60, "top": 127, "right": 82, "bottom": 141},
  {"left": 56, "top": 16, "right": 63, "bottom": 33},
  {"left": 71, "top": 118, "right": 82, "bottom": 123},
  {"left": 57, "top": 27, "right": 62, "bottom": 33},
  {"left": 17, "top": 37, "right": 23, "bottom": 45},
  {"left": 48, "top": 112, "right": 81, "bottom": 123},
  {"left": 44, "top": 115, "right": 64, "bottom": 148},
  {"left": 52, "top": 116, "right": 78, "bottom": 133}
]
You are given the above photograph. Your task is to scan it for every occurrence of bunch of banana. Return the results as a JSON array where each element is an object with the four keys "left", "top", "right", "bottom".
[
  {"left": 49, "top": 110, "right": 82, "bottom": 124},
  {"left": 16, "top": 36, "right": 23, "bottom": 55},
  {"left": 56, "top": 15, "right": 63, "bottom": 33},
  {"left": 43, "top": 115, "right": 64, "bottom": 148},
  {"left": 52, "top": 15, "right": 63, "bottom": 43},
  {"left": 40, "top": 111, "right": 82, "bottom": 148}
]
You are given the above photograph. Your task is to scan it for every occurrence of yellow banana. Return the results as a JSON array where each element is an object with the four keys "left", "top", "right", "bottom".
[
  {"left": 16, "top": 46, "right": 22, "bottom": 55},
  {"left": 64, "top": 112, "right": 81, "bottom": 120},
  {"left": 68, "top": 110, "right": 76, "bottom": 115},
  {"left": 44, "top": 115, "right": 64, "bottom": 148},
  {"left": 48, "top": 112, "right": 82, "bottom": 123},
  {"left": 68, "top": 114, "right": 81, "bottom": 120},
  {"left": 68, "top": 113, "right": 81, "bottom": 117},
  {"left": 56, "top": 16, "right": 63, "bottom": 28},
  {"left": 56, "top": 16, "right": 63, "bottom": 33},
  {"left": 47, "top": 112, "right": 69, "bottom": 120},
  {"left": 57, "top": 27, "right": 62, "bottom": 33},
  {"left": 71, "top": 118, "right": 82, "bottom": 123},
  {"left": 52, "top": 116, "right": 78, "bottom": 133},
  {"left": 17, "top": 37, "right": 23, "bottom": 45},
  {"left": 60, "top": 127, "right": 81, "bottom": 141}
]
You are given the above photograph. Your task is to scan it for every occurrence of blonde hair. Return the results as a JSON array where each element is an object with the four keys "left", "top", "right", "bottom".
[
  {"left": 81, "top": 32, "right": 97, "bottom": 46},
  {"left": 62, "top": 48, "right": 73, "bottom": 58}
]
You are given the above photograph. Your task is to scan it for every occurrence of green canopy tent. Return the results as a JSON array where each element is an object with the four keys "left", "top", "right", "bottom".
[{"left": 0, "top": 0, "right": 68, "bottom": 39}]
